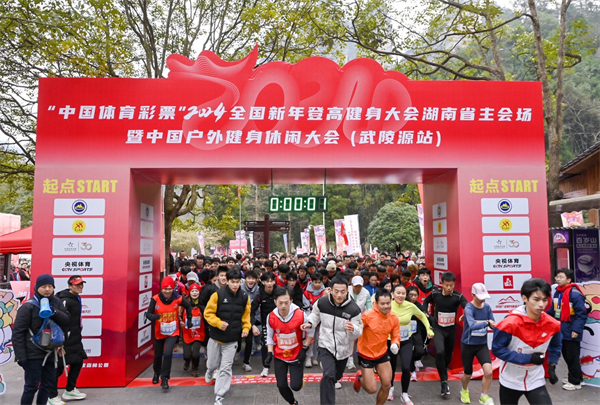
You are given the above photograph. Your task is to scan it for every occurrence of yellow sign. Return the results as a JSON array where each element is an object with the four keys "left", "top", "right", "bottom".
[
  {"left": 72, "top": 220, "right": 86, "bottom": 234},
  {"left": 438, "top": 222, "right": 442, "bottom": 233},
  {"left": 43, "top": 179, "right": 118, "bottom": 194},
  {"left": 499, "top": 218, "right": 513, "bottom": 232}
]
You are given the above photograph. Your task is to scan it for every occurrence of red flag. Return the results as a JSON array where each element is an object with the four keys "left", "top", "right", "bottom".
[
  {"left": 237, "top": 185, "right": 241, "bottom": 199},
  {"left": 340, "top": 221, "right": 349, "bottom": 245}
]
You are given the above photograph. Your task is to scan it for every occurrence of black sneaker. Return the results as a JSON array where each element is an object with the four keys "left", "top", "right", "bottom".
[
  {"left": 161, "top": 378, "right": 169, "bottom": 390},
  {"left": 152, "top": 373, "right": 159, "bottom": 384},
  {"left": 441, "top": 381, "right": 450, "bottom": 398},
  {"left": 183, "top": 359, "right": 191, "bottom": 371}
]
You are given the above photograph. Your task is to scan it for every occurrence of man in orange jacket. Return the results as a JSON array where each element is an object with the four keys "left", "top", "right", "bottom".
[{"left": 352, "top": 289, "right": 401, "bottom": 405}]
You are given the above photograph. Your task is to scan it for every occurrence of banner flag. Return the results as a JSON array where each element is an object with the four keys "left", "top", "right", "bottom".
[
  {"left": 343, "top": 215, "right": 362, "bottom": 256},
  {"left": 283, "top": 234, "right": 289, "bottom": 253},
  {"left": 334, "top": 219, "right": 348, "bottom": 256},
  {"left": 197, "top": 231, "right": 205, "bottom": 255},
  {"left": 417, "top": 204, "right": 425, "bottom": 256},
  {"left": 303, "top": 228, "right": 311, "bottom": 252},
  {"left": 314, "top": 225, "right": 327, "bottom": 260},
  {"left": 235, "top": 230, "right": 246, "bottom": 240}
]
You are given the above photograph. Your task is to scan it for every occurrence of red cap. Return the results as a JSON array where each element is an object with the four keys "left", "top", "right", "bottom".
[
  {"left": 161, "top": 277, "right": 175, "bottom": 290},
  {"left": 68, "top": 276, "right": 86, "bottom": 285},
  {"left": 188, "top": 283, "right": 200, "bottom": 292}
]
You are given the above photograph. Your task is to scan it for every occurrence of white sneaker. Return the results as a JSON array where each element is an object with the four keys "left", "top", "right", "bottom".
[
  {"left": 387, "top": 386, "right": 394, "bottom": 401},
  {"left": 48, "top": 397, "right": 65, "bottom": 405},
  {"left": 414, "top": 360, "right": 423, "bottom": 369},
  {"left": 214, "top": 396, "right": 224, "bottom": 405},
  {"left": 562, "top": 378, "right": 586, "bottom": 386},
  {"left": 205, "top": 370, "right": 214, "bottom": 384},
  {"left": 305, "top": 356, "right": 313, "bottom": 368},
  {"left": 335, "top": 381, "right": 342, "bottom": 389},
  {"left": 347, "top": 357, "right": 356, "bottom": 370},
  {"left": 411, "top": 371, "right": 417, "bottom": 381},
  {"left": 313, "top": 358, "right": 319, "bottom": 366},
  {"left": 562, "top": 382, "right": 582, "bottom": 390},
  {"left": 260, "top": 367, "right": 269, "bottom": 377},
  {"left": 243, "top": 363, "right": 252, "bottom": 372},
  {"left": 62, "top": 388, "right": 86, "bottom": 400},
  {"left": 402, "top": 392, "right": 414, "bottom": 405}
]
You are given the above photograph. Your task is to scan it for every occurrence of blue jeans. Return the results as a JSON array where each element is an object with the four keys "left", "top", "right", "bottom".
[{"left": 21, "top": 358, "right": 56, "bottom": 404}]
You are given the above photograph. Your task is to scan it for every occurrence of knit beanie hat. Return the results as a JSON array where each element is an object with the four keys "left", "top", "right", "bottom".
[
  {"left": 35, "top": 274, "right": 55, "bottom": 290},
  {"left": 161, "top": 276, "right": 175, "bottom": 289}
]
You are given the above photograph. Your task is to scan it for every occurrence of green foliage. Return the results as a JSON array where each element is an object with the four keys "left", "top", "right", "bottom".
[{"left": 367, "top": 201, "right": 421, "bottom": 254}]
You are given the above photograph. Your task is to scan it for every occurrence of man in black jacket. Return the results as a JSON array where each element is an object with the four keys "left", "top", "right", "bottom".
[
  {"left": 13, "top": 274, "right": 70, "bottom": 405},
  {"left": 48, "top": 275, "right": 88, "bottom": 404}
]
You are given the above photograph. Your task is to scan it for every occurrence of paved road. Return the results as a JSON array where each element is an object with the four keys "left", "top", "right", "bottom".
[{"left": 2, "top": 351, "right": 598, "bottom": 404}]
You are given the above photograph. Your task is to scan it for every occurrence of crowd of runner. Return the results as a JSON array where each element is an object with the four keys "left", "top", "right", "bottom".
[{"left": 12, "top": 251, "right": 587, "bottom": 405}]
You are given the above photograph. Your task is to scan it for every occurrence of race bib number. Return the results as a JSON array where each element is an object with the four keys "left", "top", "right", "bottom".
[
  {"left": 400, "top": 324, "right": 411, "bottom": 341},
  {"left": 190, "top": 316, "right": 201, "bottom": 329},
  {"left": 410, "top": 320, "right": 417, "bottom": 334},
  {"left": 438, "top": 312, "right": 456, "bottom": 327},
  {"left": 160, "top": 320, "right": 177, "bottom": 335},
  {"left": 277, "top": 332, "right": 299, "bottom": 350}
]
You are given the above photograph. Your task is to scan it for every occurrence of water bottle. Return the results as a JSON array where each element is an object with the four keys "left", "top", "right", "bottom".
[{"left": 39, "top": 297, "right": 52, "bottom": 318}]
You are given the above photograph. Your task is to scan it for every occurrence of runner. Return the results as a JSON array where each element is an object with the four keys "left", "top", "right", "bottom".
[
  {"left": 389, "top": 284, "right": 434, "bottom": 404},
  {"left": 422, "top": 271, "right": 468, "bottom": 398},
  {"left": 146, "top": 276, "right": 193, "bottom": 389},
  {"left": 459, "top": 283, "right": 495, "bottom": 405},
  {"left": 351, "top": 289, "right": 400, "bottom": 405},
  {"left": 406, "top": 286, "right": 427, "bottom": 381},
  {"left": 492, "top": 278, "right": 561, "bottom": 405},
  {"left": 301, "top": 276, "right": 363, "bottom": 405},
  {"left": 264, "top": 287, "right": 314, "bottom": 405},
  {"left": 180, "top": 282, "right": 205, "bottom": 377},
  {"left": 251, "top": 271, "right": 278, "bottom": 377}
]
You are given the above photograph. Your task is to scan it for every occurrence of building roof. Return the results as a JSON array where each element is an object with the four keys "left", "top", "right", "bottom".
[{"left": 561, "top": 140, "right": 600, "bottom": 174}]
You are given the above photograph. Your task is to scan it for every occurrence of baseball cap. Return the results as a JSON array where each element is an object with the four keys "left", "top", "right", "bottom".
[
  {"left": 472, "top": 283, "right": 491, "bottom": 300},
  {"left": 68, "top": 276, "right": 86, "bottom": 285},
  {"left": 351, "top": 276, "right": 364, "bottom": 286},
  {"left": 187, "top": 272, "right": 199, "bottom": 282}
]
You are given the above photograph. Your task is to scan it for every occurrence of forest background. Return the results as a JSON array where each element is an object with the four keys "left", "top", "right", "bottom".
[{"left": 1, "top": 0, "right": 598, "bottom": 257}]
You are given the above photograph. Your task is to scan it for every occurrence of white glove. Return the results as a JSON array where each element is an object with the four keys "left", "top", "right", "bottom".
[{"left": 390, "top": 343, "right": 399, "bottom": 355}]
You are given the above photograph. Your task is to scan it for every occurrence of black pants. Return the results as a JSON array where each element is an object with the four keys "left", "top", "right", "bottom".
[
  {"left": 562, "top": 339, "right": 583, "bottom": 384},
  {"left": 21, "top": 358, "right": 56, "bottom": 405},
  {"left": 153, "top": 336, "right": 178, "bottom": 379},
  {"left": 274, "top": 357, "right": 304, "bottom": 404},
  {"left": 433, "top": 325, "right": 455, "bottom": 382},
  {"left": 49, "top": 359, "right": 83, "bottom": 398},
  {"left": 499, "top": 384, "right": 552, "bottom": 405},
  {"left": 388, "top": 340, "right": 413, "bottom": 392},
  {"left": 320, "top": 349, "right": 348, "bottom": 405},
  {"left": 237, "top": 332, "right": 254, "bottom": 364},
  {"left": 410, "top": 329, "right": 425, "bottom": 372},
  {"left": 182, "top": 340, "right": 202, "bottom": 369}
]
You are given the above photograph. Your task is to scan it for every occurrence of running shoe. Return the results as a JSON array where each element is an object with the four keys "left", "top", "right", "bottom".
[
  {"left": 305, "top": 356, "right": 313, "bottom": 368},
  {"left": 414, "top": 360, "right": 423, "bottom": 371},
  {"left": 479, "top": 395, "right": 494, "bottom": 405},
  {"left": 353, "top": 370, "right": 362, "bottom": 393},
  {"left": 563, "top": 378, "right": 586, "bottom": 386},
  {"left": 214, "top": 396, "right": 224, "bottom": 405},
  {"left": 335, "top": 382, "right": 342, "bottom": 389},
  {"left": 152, "top": 373, "right": 159, "bottom": 384},
  {"left": 460, "top": 388, "right": 470, "bottom": 404},
  {"left": 260, "top": 367, "right": 269, "bottom": 377},
  {"left": 183, "top": 359, "right": 190, "bottom": 371},
  {"left": 410, "top": 371, "right": 417, "bottom": 381},
  {"left": 562, "top": 382, "right": 582, "bottom": 390},
  {"left": 441, "top": 381, "right": 450, "bottom": 398},
  {"left": 313, "top": 358, "right": 319, "bottom": 366},
  {"left": 387, "top": 386, "right": 394, "bottom": 401},
  {"left": 48, "top": 396, "right": 65, "bottom": 405},
  {"left": 347, "top": 356, "right": 356, "bottom": 370},
  {"left": 243, "top": 363, "right": 252, "bottom": 372},
  {"left": 401, "top": 392, "right": 414, "bottom": 405},
  {"left": 161, "top": 378, "right": 169, "bottom": 390},
  {"left": 62, "top": 388, "right": 86, "bottom": 400},
  {"left": 205, "top": 370, "right": 214, "bottom": 384}
]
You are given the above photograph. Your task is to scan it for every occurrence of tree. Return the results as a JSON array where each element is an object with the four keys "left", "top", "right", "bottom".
[{"left": 367, "top": 201, "right": 421, "bottom": 254}]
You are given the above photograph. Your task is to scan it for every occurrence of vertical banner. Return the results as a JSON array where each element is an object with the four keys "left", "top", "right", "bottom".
[
  {"left": 0, "top": 289, "right": 20, "bottom": 395},
  {"left": 303, "top": 228, "right": 311, "bottom": 252},
  {"left": 573, "top": 229, "right": 600, "bottom": 282},
  {"left": 344, "top": 215, "right": 362, "bottom": 256},
  {"left": 196, "top": 232, "right": 205, "bottom": 255},
  {"left": 579, "top": 281, "right": 600, "bottom": 387},
  {"left": 417, "top": 204, "right": 425, "bottom": 256},
  {"left": 334, "top": 219, "right": 348, "bottom": 255},
  {"left": 235, "top": 230, "right": 246, "bottom": 240},
  {"left": 283, "top": 234, "right": 289, "bottom": 253},
  {"left": 314, "top": 225, "right": 327, "bottom": 260}
]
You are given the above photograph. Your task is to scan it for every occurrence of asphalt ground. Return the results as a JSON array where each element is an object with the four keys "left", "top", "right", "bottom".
[{"left": 2, "top": 349, "right": 598, "bottom": 404}]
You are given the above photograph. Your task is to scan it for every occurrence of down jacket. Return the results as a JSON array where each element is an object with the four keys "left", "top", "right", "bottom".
[{"left": 306, "top": 293, "right": 363, "bottom": 360}]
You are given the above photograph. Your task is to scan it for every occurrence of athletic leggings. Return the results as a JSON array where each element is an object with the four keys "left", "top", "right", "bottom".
[
  {"left": 274, "top": 358, "right": 304, "bottom": 405},
  {"left": 153, "top": 336, "right": 178, "bottom": 379},
  {"left": 433, "top": 325, "right": 455, "bottom": 382},
  {"left": 410, "top": 327, "right": 425, "bottom": 372},
  {"left": 499, "top": 384, "right": 552, "bottom": 405},
  {"left": 388, "top": 339, "right": 413, "bottom": 393}
]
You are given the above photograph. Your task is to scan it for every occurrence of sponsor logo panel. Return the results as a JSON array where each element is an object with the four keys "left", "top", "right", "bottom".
[
  {"left": 141, "top": 203, "right": 154, "bottom": 221},
  {"left": 481, "top": 198, "right": 529, "bottom": 215},
  {"left": 54, "top": 198, "right": 106, "bottom": 216},
  {"left": 484, "top": 273, "right": 532, "bottom": 291},
  {"left": 140, "top": 220, "right": 153, "bottom": 238},
  {"left": 488, "top": 293, "right": 523, "bottom": 312},
  {"left": 482, "top": 236, "right": 530, "bottom": 253},
  {"left": 483, "top": 255, "right": 531, "bottom": 272},
  {"left": 433, "top": 219, "right": 447, "bottom": 236},
  {"left": 139, "top": 257, "right": 152, "bottom": 273},
  {"left": 82, "top": 338, "right": 102, "bottom": 357},
  {"left": 139, "top": 274, "right": 152, "bottom": 292},
  {"left": 53, "top": 218, "right": 105, "bottom": 236},
  {"left": 52, "top": 238, "right": 104, "bottom": 256},
  {"left": 433, "top": 254, "right": 448, "bottom": 270},
  {"left": 140, "top": 239, "right": 153, "bottom": 255},
  {"left": 433, "top": 237, "right": 447, "bottom": 253},
  {"left": 139, "top": 291, "right": 152, "bottom": 310},
  {"left": 138, "top": 326, "right": 152, "bottom": 348},
  {"left": 54, "top": 277, "right": 103, "bottom": 295},
  {"left": 81, "top": 298, "right": 103, "bottom": 316},
  {"left": 481, "top": 217, "right": 530, "bottom": 234},
  {"left": 82, "top": 318, "right": 102, "bottom": 337},
  {"left": 432, "top": 202, "right": 447, "bottom": 219},
  {"left": 138, "top": 311, "right": 151, "bottom": 329},
  {"left": 51, "top": 258, "right": 103, "bottom": 275}
]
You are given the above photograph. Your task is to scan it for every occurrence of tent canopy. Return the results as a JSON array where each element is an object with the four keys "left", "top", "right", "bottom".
[{"left": 0, "top": 226, "right": 32, "bottom": 254}]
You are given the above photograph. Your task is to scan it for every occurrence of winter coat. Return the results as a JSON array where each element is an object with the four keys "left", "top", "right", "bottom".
[
  {"left": 546, "top": 286, "right": 587, "bottom": 342},
  {"left": 56, "top": 289, "right": 88, "bottom": 364}
]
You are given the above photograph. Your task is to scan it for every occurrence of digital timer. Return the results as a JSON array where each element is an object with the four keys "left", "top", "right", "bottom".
[{"left": 268, "top": 196, "right": 328, "bottom": 212}]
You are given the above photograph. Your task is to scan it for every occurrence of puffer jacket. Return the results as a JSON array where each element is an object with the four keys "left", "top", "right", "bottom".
[
  {"left": 56, "top": 289, "right": 88, "bottom": 364},
  {"left": 306, "top": 293, "right": 363, "bottom": 360}
]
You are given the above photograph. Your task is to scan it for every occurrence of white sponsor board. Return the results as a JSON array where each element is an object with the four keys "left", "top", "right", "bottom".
[
  {"left": 433, "top": 254, "right": 448, "bottom": 270},
  {"left": 81, "top": 298, "right": 102, "bottom": 316},
  {"left": 53, "top": 218, "right": 105, "bottom": 236},
  {"left": 141, "top": 203, "right": 154, "bottom": 221},
  {"left": 433, "top": 270, "right": 444, "bottom": 286},
  {"left": 140, "top": 220, "right": 153, "bottom": 238},
  {"left": 51, "top": 258, "right": 103, "bottom": 275},
  {"left": 54, "top": 198, "right": 106, "bottom": 216},
  {"left": 139, "top": 274, "right": 152, "bottom": 291},
  {"left": 432, "top": 202, "right": 447, "bottom": 219},
  {"left": 482, "top": 236, "right": 530, "bottom": 253},
  {"left": 82, "top": 338, "right": 102, "bottom": 357},
  {"left": 481, "top": 217, "right": 530, "bottom": 234},
  {"left": 54, "top": 277, "right": 103, "bottom": 295},
  {"left": 138, "top": 325, "right": 152, "bottom": 348},
  {"left": 483, "top": 255, "right": 532, "bottom": 272},
  {"left": 52, "top": 238, "right": 104, "bottom": 256},
  {"left": 484, "top": 273, "right": 531, "bottom": 291},
  {"left": 140, "top": 238, "right": 153, "bottom": 255},
  {"left": 82, "top": 318, "right": 102, "bottom": 337},
  {"left": 488, "top": 293, "right": 523, "bottom": 312},
  {"left": 433, "top": 237, "right": 447, "bottom": 253},
  {"left": 433, "top": 219, "right": 447, "bottom": 236},
  {"left": 139, "top": 291, "right": 152, "bottom": 310},
  {"left": 138, "top": 310, "right": 151, "bottom": 329},
  {"left": 481, "top": 198, "right": 529, "bottom": 216},
  {"left": 139, "top": 257, "right": 152, "bottom": 273}
]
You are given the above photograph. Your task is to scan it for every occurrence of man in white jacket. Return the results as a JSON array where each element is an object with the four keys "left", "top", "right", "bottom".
[{"left": 347, "top": 276, "right": 372, "bottom": 370}]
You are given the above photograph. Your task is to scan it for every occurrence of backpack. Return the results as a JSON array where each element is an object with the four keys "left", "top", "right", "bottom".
[{"left": 26, "top": 298, "right": 65, "bottom": 351}]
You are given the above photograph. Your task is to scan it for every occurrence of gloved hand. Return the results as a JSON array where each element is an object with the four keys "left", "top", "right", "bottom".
[
  {"left": 548, "top": 363, "right": 558, "bottom": 384},
  {"left": 17, "top": 360, "right": 28, "bottom": 369},
  {"left": 390, "top": 343, "right": 399, "bottom": 355},
  {"left": 296, "top": 347, "right": 308, "bottom": 364},
  {"left": 263, "top": 352, "right": 273, "bottom": 368},
  {"left": 187, "top": 318, "right": 193, "bottom": 329},
  {"left": 530, "top": 352, "right": 545, "bottom": 365}
]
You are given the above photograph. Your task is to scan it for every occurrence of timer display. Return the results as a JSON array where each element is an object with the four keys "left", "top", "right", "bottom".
[{"left": 268, "top": 196, "right": 328, "bottom": 212}]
